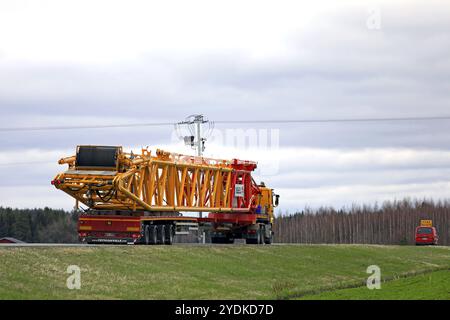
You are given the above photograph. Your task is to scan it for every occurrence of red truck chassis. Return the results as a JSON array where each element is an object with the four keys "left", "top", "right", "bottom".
[{"left": 78, "top": 211, "right": 271, "bottom": 245}]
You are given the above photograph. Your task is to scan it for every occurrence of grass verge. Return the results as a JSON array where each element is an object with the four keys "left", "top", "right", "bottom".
[
  {"left": 298, "top": 270, "right": 450, "bottom": 300},
  {"left": 0, "top": 244, "right": 448, "bottom": 299}
]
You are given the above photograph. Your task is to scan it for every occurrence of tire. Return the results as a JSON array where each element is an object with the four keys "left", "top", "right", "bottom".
[
  {"left": 165, "top": 224, "right": 174, "bottom": 245},
  {"left": 150, "top": 225, "right": 157, "bottom": 245},
  {"left": 257, "top": 228, "right": 263, "bottom": 245},
  {"left": 157, "top": 225, "right": 165, "bottom": 244},
  {"left": 246, "top": 238, "right": 258, "bottom": 245},
  {"left": 212, "top": 236, "right": 233, "bottom": 244},
  {"left": 264, "top": 235, "right": 272, "bottom": 245},
  {"left": 211, "top": 237, "right": 224, "bottom": 244},
  {"left": 144, "top": 225, "right": 150, "bottom": 245}
]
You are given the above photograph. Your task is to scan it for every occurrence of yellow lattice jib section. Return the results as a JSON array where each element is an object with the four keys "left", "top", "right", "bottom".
[{"left": 52, "top": 145, "right": 244, "bottom": 213}]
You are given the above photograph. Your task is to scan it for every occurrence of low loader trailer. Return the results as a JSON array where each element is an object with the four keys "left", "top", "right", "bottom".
[{"left": 52, "top": 145, "right": 279, "bottom": 245}]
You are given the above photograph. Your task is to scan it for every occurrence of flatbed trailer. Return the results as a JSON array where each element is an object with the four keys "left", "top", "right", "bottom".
[
  {"left": 78, "top": 214, "right": 199, "bottom": 244},
  {"left": 78, "top": 211, "right": 273, "bottom": 244}
]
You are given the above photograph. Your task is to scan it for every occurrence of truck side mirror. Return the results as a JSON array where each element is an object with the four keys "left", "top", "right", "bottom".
[{"left": 274, "top": 194, "right": 280, "bottom": 207}]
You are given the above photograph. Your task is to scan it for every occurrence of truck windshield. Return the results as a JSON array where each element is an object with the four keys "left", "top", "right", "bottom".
[{"left": 417, "top": 227, "right": 432, "bottom": 234}]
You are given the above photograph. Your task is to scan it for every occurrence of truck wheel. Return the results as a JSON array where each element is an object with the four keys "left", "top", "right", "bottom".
[
  {"left": 245, "top": 238, "right": 258, "bottom": 244},
  {"left": 264, "top": 235, "right": 272, "bottom": 245},
  {"left": 165, "top": 224, "right": 174, "bottom": 245},
  {"left": 150, "top": 225, "right": 157, "bottom": 245},
  {"left": 257, "top": 228, "right": 263, "bottom": 245},
  {"left": 144, "top": 225, "right": 151, "bottom": 245}
]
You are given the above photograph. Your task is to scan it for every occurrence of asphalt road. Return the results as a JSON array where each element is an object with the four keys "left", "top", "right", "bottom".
[
  {"left": 0, "top": 243, "right": 105, "bottom": 247},
  {"left": 0, "top": 242, "right": 291, "bottom": 247}
]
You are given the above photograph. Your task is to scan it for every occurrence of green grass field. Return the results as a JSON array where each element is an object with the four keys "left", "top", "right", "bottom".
[
  {"left": 299, "top": 270, "right": 450, "bottom": 300},
  {"left": 0, "top": 244, "right": 448, "bottom": 300}
]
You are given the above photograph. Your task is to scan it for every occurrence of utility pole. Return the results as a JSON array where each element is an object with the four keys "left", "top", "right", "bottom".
[
  {"left": 176, "top": 115, "right": 213, "bottom": 220},
  {"left": 196, "top": 116, "right": 202, "bottom": 157},
  {"left": 177, "top": 114, "right": 211, "bottom": 157}
]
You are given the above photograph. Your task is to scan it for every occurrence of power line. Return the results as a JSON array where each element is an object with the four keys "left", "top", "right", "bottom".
[
  {"left": 0, "top": 161, "right": 55, "bottom": 167},
  {"left": 1, "top": 114, "right": 450, "bottom": 167},
  {"left": 0, "top": 122, "right": 174, "bottom": 132},
  {"left": 215, "top": 116, "right": 450, "bottom": 124},
  {"left": 1, "top": 115, "right": 450, "bottom": 132}
]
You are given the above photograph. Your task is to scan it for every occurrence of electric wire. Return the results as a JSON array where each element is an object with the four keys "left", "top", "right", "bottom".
[
  {"left": 1, "top": 115, "right": 450, "bottom": 132},
  {"left": 2, "top": 115, "right": 450, "bottom": 167}
]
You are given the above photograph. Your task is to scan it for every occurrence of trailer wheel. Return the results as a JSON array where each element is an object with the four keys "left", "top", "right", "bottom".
[
  {"left": 144, "top": 225, "right": 151, "bottom": 245},
  {"left": 165, "top": 224, "right": 174, "bottom": 245},
  {"left": 212, "top": 236, "right": 231, "bottom": 244},
  {"left": 150, "top": 225, "right": 157, "bottom": 245},
  {"left": 157, "top": 225, "right": 165, "bottom": 244},
  {"left": 211, "top": 237, "right": 221, "bottom": 244}
]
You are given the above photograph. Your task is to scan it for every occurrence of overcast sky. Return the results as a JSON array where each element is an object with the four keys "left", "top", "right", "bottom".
[{"left": 1, "top": 0, "right": 450, "bottom": 214}]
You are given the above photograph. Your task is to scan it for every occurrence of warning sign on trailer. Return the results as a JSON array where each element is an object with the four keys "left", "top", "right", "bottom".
[{"left": 235, "top": 184, "right": 244, "bottom": 197}]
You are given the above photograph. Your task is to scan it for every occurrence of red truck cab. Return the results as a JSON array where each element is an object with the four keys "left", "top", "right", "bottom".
[{"left": 415, "top": 226, "right": 438, "bottom": 245}]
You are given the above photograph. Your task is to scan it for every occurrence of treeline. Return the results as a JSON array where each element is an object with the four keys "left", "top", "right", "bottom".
[
  {"left": 0, "top": 207, "right": 78, "bottom": 243},
  {"left": 274, "top": 199, "right": 449, "bottom": 246},
  {"left": 1, "top": 199, "right": 449, "bottom": 245}
]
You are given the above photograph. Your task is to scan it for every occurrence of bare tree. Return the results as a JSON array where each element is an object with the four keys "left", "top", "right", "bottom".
[{"left": 274, "top": 199, "right": 449, "bottom": 245}]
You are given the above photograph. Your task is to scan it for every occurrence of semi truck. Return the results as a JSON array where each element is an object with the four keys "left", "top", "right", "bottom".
[{"left": 52, "top": 145, "right": 279, "bottom": 245}]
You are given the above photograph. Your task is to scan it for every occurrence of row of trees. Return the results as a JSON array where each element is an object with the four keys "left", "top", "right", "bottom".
[
  {"left": 274, "top": 199, "right": 449, "bottom": 245},
  {"left": 1, "top": 199, "right": 448, "bottom": 245},
  {"left": 0, "top": 207, "right": 78, "bottom": 243}
]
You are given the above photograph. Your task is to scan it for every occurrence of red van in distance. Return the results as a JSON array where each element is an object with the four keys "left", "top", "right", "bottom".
[{"left": 415, "top": 226, "right": 438, "bottom": 245}]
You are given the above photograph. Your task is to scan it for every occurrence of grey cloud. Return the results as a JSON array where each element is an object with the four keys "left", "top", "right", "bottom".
[
  {"left": 268, "top": 168, "right": 450, "bottom": 189},
  {"left": 1, "top": 0, "right": 450, "bottom": 209}
]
